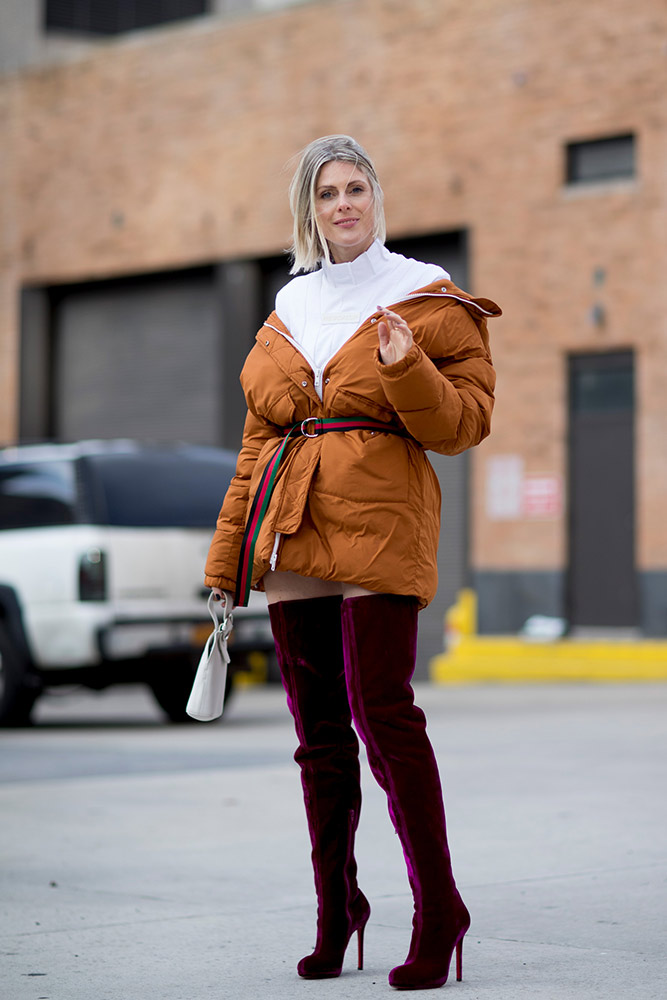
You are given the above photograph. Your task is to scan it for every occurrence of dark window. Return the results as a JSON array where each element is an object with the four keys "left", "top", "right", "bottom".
[
  {"left": 0, "top": 463, "right": 77, "bottom": 529},
  {"left": 566, "top": 134, "right": 636, "bottom": 185},
  {"left": 81, "top": 448, "right": 238, "bottom": 527},
  {"left": 570, "top": 351, "right": 634, "bottom": 413},
  {"left": 45, "top": 0, "right": 209, "bottom": 35}
]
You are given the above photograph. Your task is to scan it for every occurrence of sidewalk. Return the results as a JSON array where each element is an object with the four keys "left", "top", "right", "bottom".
[{"left": 1, "top": 682, "right": 666, "bottom": 999}]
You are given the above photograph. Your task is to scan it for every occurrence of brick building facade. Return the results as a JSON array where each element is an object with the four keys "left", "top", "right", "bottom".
[{"left": 1, "top": 0, "right": 666, "bottom": 646}]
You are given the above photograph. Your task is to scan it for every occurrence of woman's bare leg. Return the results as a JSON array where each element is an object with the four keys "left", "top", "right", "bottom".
[
  {"left": 342, "top": 583, "right": 378, "bottom": 599},
  {"left": 263, "top": 570, "right": 377, "bottom": 604}
]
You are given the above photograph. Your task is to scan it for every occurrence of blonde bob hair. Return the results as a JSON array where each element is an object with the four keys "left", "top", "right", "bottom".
[{"left": 288, "top": 135, "right": 386, "bottom": 274}]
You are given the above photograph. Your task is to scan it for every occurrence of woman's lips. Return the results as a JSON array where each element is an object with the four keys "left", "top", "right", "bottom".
[{"left": 335, "top": 218, "right": 359, "bottom": 227}]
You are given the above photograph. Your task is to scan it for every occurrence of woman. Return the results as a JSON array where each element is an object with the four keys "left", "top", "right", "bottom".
[{"left": 205, "top": 135, "right": 499, "bottom": 990}]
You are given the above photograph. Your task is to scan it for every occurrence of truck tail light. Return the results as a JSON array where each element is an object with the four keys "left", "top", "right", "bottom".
[{"left": 79, "top": 549, "right": 107, "bottom": 602}]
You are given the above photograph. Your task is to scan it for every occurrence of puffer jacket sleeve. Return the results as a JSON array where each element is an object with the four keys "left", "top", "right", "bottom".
[
  {"left": 204, "top": 409, "right": 280, "bottom": 591},
  {"left": 375, "top": 301, "right": 495, "bottom": 455}
]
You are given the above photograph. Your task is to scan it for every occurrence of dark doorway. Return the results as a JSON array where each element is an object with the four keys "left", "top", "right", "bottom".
[{"left": 567, "top": 351, "right": 637, "bottom": 629}]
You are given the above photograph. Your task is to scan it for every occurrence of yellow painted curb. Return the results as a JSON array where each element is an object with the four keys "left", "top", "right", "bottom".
[{"left": 430, "top": 637, "right": 667, "bottom": 684}]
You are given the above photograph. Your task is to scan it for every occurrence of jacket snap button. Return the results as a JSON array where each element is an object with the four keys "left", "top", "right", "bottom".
[
  {"left": 325, "top": 377, "right": 330, "bottom": 384},
  {"left": 265, "top": 339, "right": 270, "bottom": 346},
  {"left": 301, "top": 380, "right": 308, "bottom": 387},
  {"left": 441, "top": 287, "right": 446, "bottom": 292},
  {"left": 371, "top": 317, "right": 377, "bottom": 323}
]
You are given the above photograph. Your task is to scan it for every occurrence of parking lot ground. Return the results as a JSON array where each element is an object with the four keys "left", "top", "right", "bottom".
[{"left": 1, "top": 681, "right": 666, "bottom": 1000}]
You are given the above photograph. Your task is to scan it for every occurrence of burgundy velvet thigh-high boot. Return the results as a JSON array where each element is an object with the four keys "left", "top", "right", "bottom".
[
  {"left": 269, "top": 596, "right": 370, "bottom": 979},
  {"left": 341, "top": 594, "right": 470, "bottom": 991}
]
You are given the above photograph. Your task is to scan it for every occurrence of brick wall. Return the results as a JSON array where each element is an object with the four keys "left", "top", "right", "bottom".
[{"left": 1, "top": 0, "right": 666, "bottom": 576}]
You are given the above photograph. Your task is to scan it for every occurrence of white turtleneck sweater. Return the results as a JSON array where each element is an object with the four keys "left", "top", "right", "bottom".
[{"left": 275, "top": 240, "right": 448, "bottom": 394}]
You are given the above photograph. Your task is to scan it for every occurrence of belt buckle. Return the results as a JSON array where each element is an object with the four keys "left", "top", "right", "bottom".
[{"left": 300, "top": 417, "right": 320, "bottom": 438}]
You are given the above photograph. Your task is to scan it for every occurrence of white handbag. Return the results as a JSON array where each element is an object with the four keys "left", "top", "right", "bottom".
[{"left": 186, "top": 592, "right": 233, "bottom": 722}]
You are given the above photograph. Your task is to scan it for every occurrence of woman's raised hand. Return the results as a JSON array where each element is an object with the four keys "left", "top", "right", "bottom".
[{"left": 377, "top": 306, "right": 414, "bottom": 365}]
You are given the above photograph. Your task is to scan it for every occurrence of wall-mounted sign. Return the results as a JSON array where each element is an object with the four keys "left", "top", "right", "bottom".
[
  {"left": 486, "top": 456, "right": 563, "bottom": 520},
  {"left": 486, "top": 455, "right": 524, "bottom": 520},
  {"left": 522, "top": 475, "right": 563, "bottom": 519}
]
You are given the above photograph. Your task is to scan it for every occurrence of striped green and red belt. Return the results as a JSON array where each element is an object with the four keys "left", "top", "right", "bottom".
[{"left": 234, "top": 417, "right": 409, "bottom": 606}]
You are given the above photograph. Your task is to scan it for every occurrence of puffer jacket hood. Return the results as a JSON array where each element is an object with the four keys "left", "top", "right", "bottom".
[{"left": 205, "top": 279, "right": 499, "bottom": 608}]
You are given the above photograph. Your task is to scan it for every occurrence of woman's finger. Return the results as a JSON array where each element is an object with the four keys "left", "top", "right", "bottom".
[{"left": 377, "top": 306, "right": 412, "bottom": 334}]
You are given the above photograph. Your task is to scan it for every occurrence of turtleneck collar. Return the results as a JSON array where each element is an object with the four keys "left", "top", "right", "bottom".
[{"left": 321, "top": 238, "right": 391, "bottom": 287}]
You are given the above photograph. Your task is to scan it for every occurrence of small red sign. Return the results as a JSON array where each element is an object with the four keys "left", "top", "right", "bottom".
[{"left": 522, "top": 475, "right": 562, "bottom": 518}]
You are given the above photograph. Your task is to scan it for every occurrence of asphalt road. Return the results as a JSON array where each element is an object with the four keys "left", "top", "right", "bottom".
[{"left": 1, "top": 681, "right": 666, "bottom": 999}]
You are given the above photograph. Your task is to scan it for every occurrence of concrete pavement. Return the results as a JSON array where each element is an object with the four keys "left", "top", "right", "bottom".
[{"left": 1, "top": 681, "right": 666, "bottom": 999}]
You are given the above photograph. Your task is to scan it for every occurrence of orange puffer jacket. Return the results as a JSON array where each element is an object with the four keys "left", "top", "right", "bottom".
[{"left": 204, "top": 279, "right": 500, "bottom": 608}]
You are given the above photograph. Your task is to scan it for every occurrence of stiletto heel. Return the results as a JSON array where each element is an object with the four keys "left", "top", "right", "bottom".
[
  {"left": 357, "top": 921, "right": 366, "bottom": 970},
  {"left": 456, "top": 934, "right": 464, "bottom": 982}
]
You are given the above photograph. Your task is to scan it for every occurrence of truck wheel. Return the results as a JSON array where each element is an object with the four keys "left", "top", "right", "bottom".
[
  {"left": 0, "top": 622, "right": 39, "bottom": 727},
  {"left": 147, "top": 654, "right": 234, "bottom": 723}
]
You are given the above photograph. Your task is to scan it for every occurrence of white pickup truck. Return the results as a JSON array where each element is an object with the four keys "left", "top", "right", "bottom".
[{"left": 0, "top": 440, "right": 274, "bottom": 725}]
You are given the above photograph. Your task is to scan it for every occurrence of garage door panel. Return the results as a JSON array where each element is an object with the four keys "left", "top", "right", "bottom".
[{"left": 54, "top": 276, "right": 220, "bottom": 445}]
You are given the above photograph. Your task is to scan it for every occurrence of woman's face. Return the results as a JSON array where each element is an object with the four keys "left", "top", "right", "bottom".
[{"left": 315, "top": 160, "right": 375, "bottom": 264}]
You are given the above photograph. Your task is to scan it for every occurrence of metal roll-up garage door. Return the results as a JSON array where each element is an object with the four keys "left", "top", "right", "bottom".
[{"left": 52, "top": 269, "right": 221, "bottom": 446}]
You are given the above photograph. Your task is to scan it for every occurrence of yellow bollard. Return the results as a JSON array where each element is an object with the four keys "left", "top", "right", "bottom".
[{"left": 444, "top": 588, "right": 477, "bottom": 651}]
